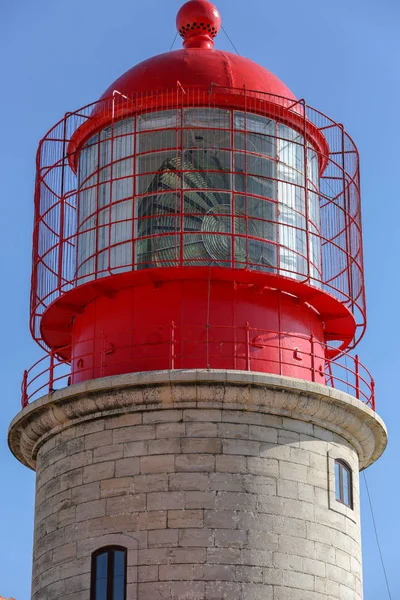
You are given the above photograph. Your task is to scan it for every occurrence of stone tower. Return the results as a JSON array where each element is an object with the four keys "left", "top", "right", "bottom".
[{"left": 9, "top": 1, "right": 387, "bottom": 599}]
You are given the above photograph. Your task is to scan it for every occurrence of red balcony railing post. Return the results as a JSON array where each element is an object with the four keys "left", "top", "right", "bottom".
[
  {"left": 100, "top": 330, "right": 106, "bottom": 378},
  {"left": 371, "top": 379, "right": 375, "bottom": 411},
  {"left": 49, "top": 351, "right": 55, "bottom": 393},
  {"left": 326, "top": 356, "right": 334, "bottom": 388},
  {"left": 245, "top": 322, "right": 250, "bottom": 371},
  {"left": 21, "top": 370, "right": 28, "bottom": 408},
  {"left": 170, "top": 320, "right": 176, "bottom": 370},
  {"left": 355, "top": 354, "right": 360, "bottom": 400},
  {"left": 310, "top": 335, "right": 315, "bottom": 382}
]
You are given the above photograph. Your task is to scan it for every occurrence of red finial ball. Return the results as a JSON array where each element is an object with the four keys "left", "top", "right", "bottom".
[{"left": 176, "top": 0, "right": 221, "bottom": 49}]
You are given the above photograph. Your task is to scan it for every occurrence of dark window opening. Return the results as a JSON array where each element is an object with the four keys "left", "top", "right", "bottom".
[
  {"left": 335, "top": 460, "right": 353, "bottom": 508},
  {"left": 91, "top": 546, "right": 127, "bottom": 600}
]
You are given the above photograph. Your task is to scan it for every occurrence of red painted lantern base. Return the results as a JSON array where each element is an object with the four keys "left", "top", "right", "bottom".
[
  {"left": 70, "top": 280, "right": 323, "bottom": 385},
  {"left": 40, "top": 267, "right": 355, "bottom": 386}
]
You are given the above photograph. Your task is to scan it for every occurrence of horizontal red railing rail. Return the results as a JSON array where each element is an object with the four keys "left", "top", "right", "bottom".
[{"left": 21, "top": 324, "right": 375, "bottom": 410}]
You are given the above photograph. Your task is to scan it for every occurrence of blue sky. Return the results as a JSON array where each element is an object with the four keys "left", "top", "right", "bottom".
[{"left": 0, "top": 0, "right": 399, "bottom": 597}]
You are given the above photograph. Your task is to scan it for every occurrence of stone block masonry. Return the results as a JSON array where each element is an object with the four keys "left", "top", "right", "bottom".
[{"left": 9, "top": 370, "right": 387, "bottom": 600}]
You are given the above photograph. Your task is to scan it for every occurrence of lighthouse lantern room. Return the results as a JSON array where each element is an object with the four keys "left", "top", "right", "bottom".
[{"left": 28, "top": 0, "right": 366, "bottom": 397}]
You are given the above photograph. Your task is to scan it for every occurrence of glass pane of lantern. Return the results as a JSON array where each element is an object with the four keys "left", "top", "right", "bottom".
[
  {"left": 233, "top": 233, "right": 247, "bottom": 268},
  {"left": 308, "top": 147, "right": 319, "bottom": 187},
  {"left": 278, "top": 123, "right": 304, "bottom": 143},
  {"left": 138, "top": 192, "right": 180, "bottom": 219},
  {"left": 137, "top": 151, "right": 182, "bottom": 194},
  {"left": 183, "top": 128, "right": 231, "bottom": 151},
  {"left": 234, "top": 152, "right": 276, "bottom": 199},
  {"left": 183, "top": 233, "right": 212, "bottom": 266},
  {"left": 136, "top": 234, "right": 180, "bottom": 268},
  {"left": 248, "top": 239, "right": 276, "bottom": 271},
  {"left": 234, "top": 131, "right": 275, "bottom": 158},
  {"left": 182, "top": 149, "right": 231, "bottom": 190},
  {"left": 184, "top": 108, "right": 230, "bottom": 129},
  {"left": 137, "top": 129, "right": 178, "bottom": 153},
  {"left": 200, "top": 234, "right": 232, "bottom": 266},
  {"left": 234, "top": 112, "right": 275, "bottom": 135},
  {"left": 278, "top": 125, "right": 304, "bottom": 186},
  {"left": 137, "top": 110, "right": 180, "bottom": 131},
  {"left": 112, "top": 159, "right": 134, "bottom": 200}
]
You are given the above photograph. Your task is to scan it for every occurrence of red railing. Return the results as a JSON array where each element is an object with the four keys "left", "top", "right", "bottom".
[{"left": 21, "top": 324, "right": 375, "bottom": 410}]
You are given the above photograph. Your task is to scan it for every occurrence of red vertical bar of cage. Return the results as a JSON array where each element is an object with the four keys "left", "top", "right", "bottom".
[
  {"left": 274, "top": 108, "right": 280, "bottom": 276},
  {"left": 301, "top": 100, "right": 311, "bottom": 282},
  {"left": 175, "top": 88, "right": 182, "bottom": 267},
  {"left": 230, "top": 107, "right": 235, "bottom": 268},
  {"left": 49, "top": 350, "right": 55, "bottom": 392},
  {"left": 100, "top": 330, "right": 106, "bottom": 378},
  {"left": 132, "top": 95, "right": 137, "bottom": 269},
  {"left": 326, "top": 355, "right": 335, "bottom": 388},
  {"left": 310, "top": 334, "right": 315, "bottom": 382},
  {"left": 355, "top": 142, "right": 366, "bottom": 335},
  {"left": 341, "top": 124, "right": 354, "bottom": 313},
  {"left": 354, "top": 354, "right": 360, "bottom": 400},
  {"left": 107, "top": 98, "right": 116, "bottom": 275},
  {"left": 57, "top": 115, "right": 68, "bottom": 293},
  {"left": 277, "top": 290, "right": 282, "bottom": 375},
  {"left": 244, "top": 88, "right": 249, "bottom": 268},
  {"left": 178, "top": 86, "right": 184, "bottom": 267},
  {"left": 170, "top": 320, "right": 176, "bottom": 370},
  {"left": 371, "top": 379, "right": 375, "bottom": 411},
  {"left": 245, "top": 321, "right": 251, "bottom": 371},
  {"left": 31, "top": 140, "right": 44, "bottom": 334},
  {"left": 21, "top": 370, "right": 28, "bottom": 408}
]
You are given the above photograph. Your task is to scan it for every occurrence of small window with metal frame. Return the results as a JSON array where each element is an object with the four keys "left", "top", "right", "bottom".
[
  {"left": 90, "top": 546, "right": 127, "bottom": 600},
  {"left": 335, "top": 460, "right": 353, "bottom": 508}
]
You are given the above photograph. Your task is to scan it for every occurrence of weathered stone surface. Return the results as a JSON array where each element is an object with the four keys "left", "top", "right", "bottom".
[{"left": 12, "top": 370, "right": 383, "bottom": 600}]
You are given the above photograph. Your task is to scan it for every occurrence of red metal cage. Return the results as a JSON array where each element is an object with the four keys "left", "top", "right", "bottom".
[{"left": 31, "top": 87, "right": 365, "bottom": 352}]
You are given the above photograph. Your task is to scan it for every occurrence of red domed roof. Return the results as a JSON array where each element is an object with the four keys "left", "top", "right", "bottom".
[
  {"left": 69, "top": 0, "right": 329, "bottom": 171},
  {"left": 98, "top": 0, "right": 295, "bottom": 100},
  {"left": 99, "top": 48, "right": 297, "bottom": 102}
]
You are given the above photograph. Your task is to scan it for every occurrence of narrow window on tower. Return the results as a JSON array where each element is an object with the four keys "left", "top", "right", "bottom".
[
  {"left": 90, "top": 546, "right": 127, "bottom": 600},
  {"left": 334, "top": 460, "right": 353, "bottom": 508}
]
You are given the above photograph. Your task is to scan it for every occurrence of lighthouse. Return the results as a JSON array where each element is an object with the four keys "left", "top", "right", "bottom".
[{"left": 9, "top": 0, "right": 387, "bottom": 598}]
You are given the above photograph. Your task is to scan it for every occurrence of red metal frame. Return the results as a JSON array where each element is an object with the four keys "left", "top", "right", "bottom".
[{"left": 31, "top": 87, "right": 365, "bottom": 355}]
